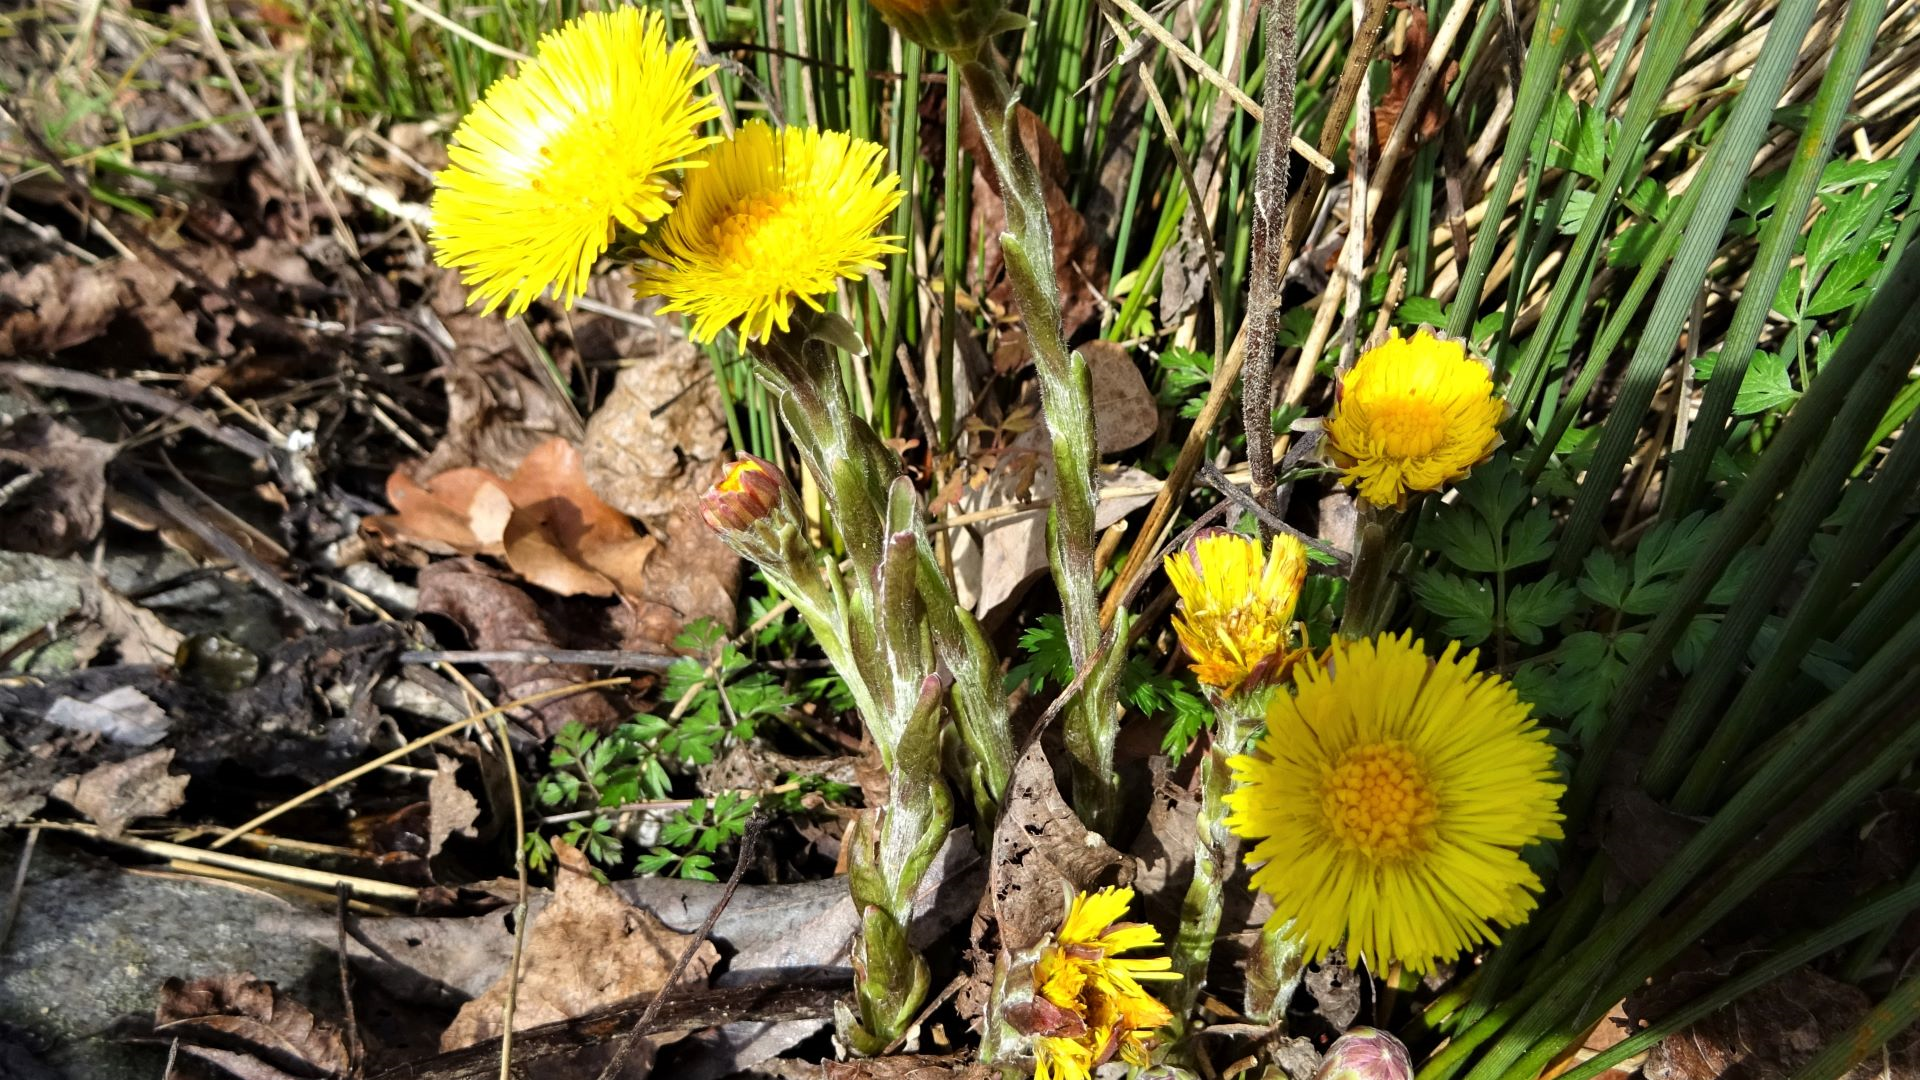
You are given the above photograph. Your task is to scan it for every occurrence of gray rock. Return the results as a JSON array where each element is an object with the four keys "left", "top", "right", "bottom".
[{"left": 0, "top": 835, "right": 340, "bottom": 1080}]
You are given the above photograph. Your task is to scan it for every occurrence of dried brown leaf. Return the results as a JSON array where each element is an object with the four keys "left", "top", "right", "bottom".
[
  {"left": 1642, "top": 967, "right": 1910, "bottom": 1080},
  {"left": 416, "top": 560, "right": 618, "bottom": 736},
  {"left": 583, "top": 350, "right": 729, "bottom": 524},
  {"left": 439, "top": 840, "right": 719, "bottom": 1050},
  {"left": 0, "top": 415, "right": 117, "bottom": 557},
  {"left": 427, "top": 753, "right": 480, "bottom": 858},
  {"left": 49, "top": 747, "right": 188, "bottom": 838},
  {"left": 0, "top": 256, "right": 200, "bottom": 361},
  {"left": 1081, "top": 341, "right": 1158, "bottom": 454},
  {"left": 1367, "top": 6, "right": 1457, "bottom": 166},
  {"left": 154, "top": 973, "right": 348, "bottom": 1079},
  {"left": 615, "top": 480, "right": 742, "bottom": 649},
  {"left": 990, "top": 743, "right": 1133, "bottom": 954}
]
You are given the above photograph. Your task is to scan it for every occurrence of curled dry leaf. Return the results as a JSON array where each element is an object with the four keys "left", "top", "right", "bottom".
[
  {"left": 1080, "top": 340, "right": 1159, "bottom": 455},
  {"left": 426, "top": 753, "right": 481, "bottom": 858},
  {"left": 154, "top": 973, "right": 349, "bottom": 1079},
  {"left": 583, "top": 350, "right": 730, "bottom": 524},
  {"left": 416, "top": 559, "right": 619, "bottom": 737},
  {"left": 989, "top": 743, "right": 1133, "bottom": 955},
  {"left": 0, "top": 255, "right": 201, "bottom": 362},
  {"left": 0, "top": 415, "right": 118, "bottom": 558},
  {"left": 49, "top": 747, "right": 188, "bottom": 838},
  {"left": 501, "top": 437, "right": 658, "bottom": 598},
  {"left": 375, "top": 467, "right": 515, "bottom": 556},
  {"left": 439, "top": 840, "right": 720, "bottom": 1051},
  {"left": 1642, "top": 966, "right": 1915, "bottom": 1080},
  {"left": 371, "top": 437, "right": 657, "bottom": 599}
]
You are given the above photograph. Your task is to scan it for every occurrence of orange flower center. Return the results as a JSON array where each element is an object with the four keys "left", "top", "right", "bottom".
[
  {"left": 1367, "top": 398, "right": 1450, "bottom": 460},
  {"left": 710, "top": 191, "right": 815, "bottom": 284},
  {"left": 1320, "top": 741, "right": 1438, "bottom": 861}
]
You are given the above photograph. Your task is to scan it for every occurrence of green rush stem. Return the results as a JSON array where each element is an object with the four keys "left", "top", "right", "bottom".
[{"left": 956, "top": 45, "right": 1119, "bottom": 833}]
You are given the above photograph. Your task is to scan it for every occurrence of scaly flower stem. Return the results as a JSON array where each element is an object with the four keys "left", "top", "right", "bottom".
[
  {"left": 752, "top": 318, "right": 1014, "bottom": 811},
  {"left": 1167, "top": 699, "right": 1258, "bottom": 1021},
  {"left": 956, "top": 47, "right": 1120, "bottom": 833},
  {"left": 1245, "top": 919, "right": 1308, "bottom": 1025},
  {"left": 1341, "top": 502, "right": 1408, "bottom": 638}
]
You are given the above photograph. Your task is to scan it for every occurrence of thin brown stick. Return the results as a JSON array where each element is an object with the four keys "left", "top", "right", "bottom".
[
  {"left": 0, "top": 363, "right": 272, "bottom": 460},
  {"left": 0, "top": 825, "right": 37, "bottom": 954},
  {"left": 26, "top": 822, "right": 421, "bottom": 900},
  {"left": 210, "top": 677, "right": 631, "bottom": 848},
  {"left": 336, "top": 885, "right": 363, "bottom": 1077},
  {"left": 398, "top": 649, "right": 678, "bottom": 671},
  {"left": 595, "top": 813, "right": 768, "bottom": 1080}
]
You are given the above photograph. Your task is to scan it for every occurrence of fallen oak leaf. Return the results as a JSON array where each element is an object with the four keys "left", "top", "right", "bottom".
[
  {"left": 369, "top": 467, "right": 513, "bottom": 556},
  {"left": 155, "top": 973, "right": 348, "bottom": 1080},
  {"left": 416, "top": 559, "right": 618, "bottom": 737},
  {"left": 439, "top": 839, "right": 719, "bottom": 1051}
]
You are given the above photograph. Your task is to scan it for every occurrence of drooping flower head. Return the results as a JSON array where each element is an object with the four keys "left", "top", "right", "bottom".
[
  {"left": 430, "top": 8, "right": 720, "bottom": 317},
  {"left": 632, "top": 120, "right": 904, "bottom": 343},
  {"left": 865, "top": 0, "right": 1025, "bottom": 53},
  {"left": 1325, "top": 329, "right": 1504, "bottom": 508},
  {"left": 1164, "top": 530, "right": 1309, "bottom": 696},
  {"left": 1225, "top": 632, "right": 1564, "bottom": 974},
  {"left": 1021, "top": 887, "right": 1177, "bottom": 1080}
]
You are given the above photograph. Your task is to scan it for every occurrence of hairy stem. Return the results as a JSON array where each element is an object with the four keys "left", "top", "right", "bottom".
[
  {"left": 1168, "top": 700, "right": 1258, "bottom": 1020},
  {"left": 1241, "top": 0, "right": 1300, "bottom": 525},
  {"left": 956, "top": 47, "right": 1119, "bottom": 833}
]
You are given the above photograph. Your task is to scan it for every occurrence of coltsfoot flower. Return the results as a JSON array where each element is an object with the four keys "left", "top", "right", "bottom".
[
  {"left": 1163, "top": 530, "right": 1309, "bottom": 696},
  {"left": 700, "top": 454, "right": 788, "bottom": 534},
  {"left": 430, "top": 8, "right": 720, "bottom": 317},
  {"left": 632, "top": 121, "right": 903, "bottom": 343},
  {"left": 1325, "top": 329, "right": 1504, "bottom": 508},
  {"left": 1019, "top": 887, "right": 1177, "bottom": 1080},
  {"left": 1226, "top": 632, "right": 1564, "bottom": 974}
]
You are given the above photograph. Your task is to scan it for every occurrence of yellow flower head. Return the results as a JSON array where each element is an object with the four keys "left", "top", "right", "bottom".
[
  {"left": 1164, "top": 530, "right": 1309, "bottom": 695},
  {"left": 1325, "top": 329, "right": 1504, "bottom": 508},
  {"left": 1225, "top": 632, "right": 1564, "bottom": 974},
  {"left": 1027, "top": 887, "right": 1177, "bottom": 1080},
  {"left": 430, "top": 8, "right": 720, "bottom": 317},
  {"left": 632, "top": 121, "right": 904, "bottom": 343}
]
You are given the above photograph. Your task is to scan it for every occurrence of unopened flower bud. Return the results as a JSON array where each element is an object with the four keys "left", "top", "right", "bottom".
[
  {"left": 1314, "top": 1028, "right": 1414, "bottom": 1080},
  {"left": 864, "top": 0, "right": 1025, "bottom": 55},
  {"left": 700, "top": 454, "right": 788, "bottom": 534}
]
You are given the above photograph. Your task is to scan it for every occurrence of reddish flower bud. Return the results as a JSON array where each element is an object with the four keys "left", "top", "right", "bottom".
[
  {"left": 700, "top": 454, "right": 788, "bottom": 534},
  {"left": 1314, "top": 1028, "right": 1415, "bottom": 1080},
  {"left": 864, "top": 0, "right": 1024, "bottom": 54}
]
